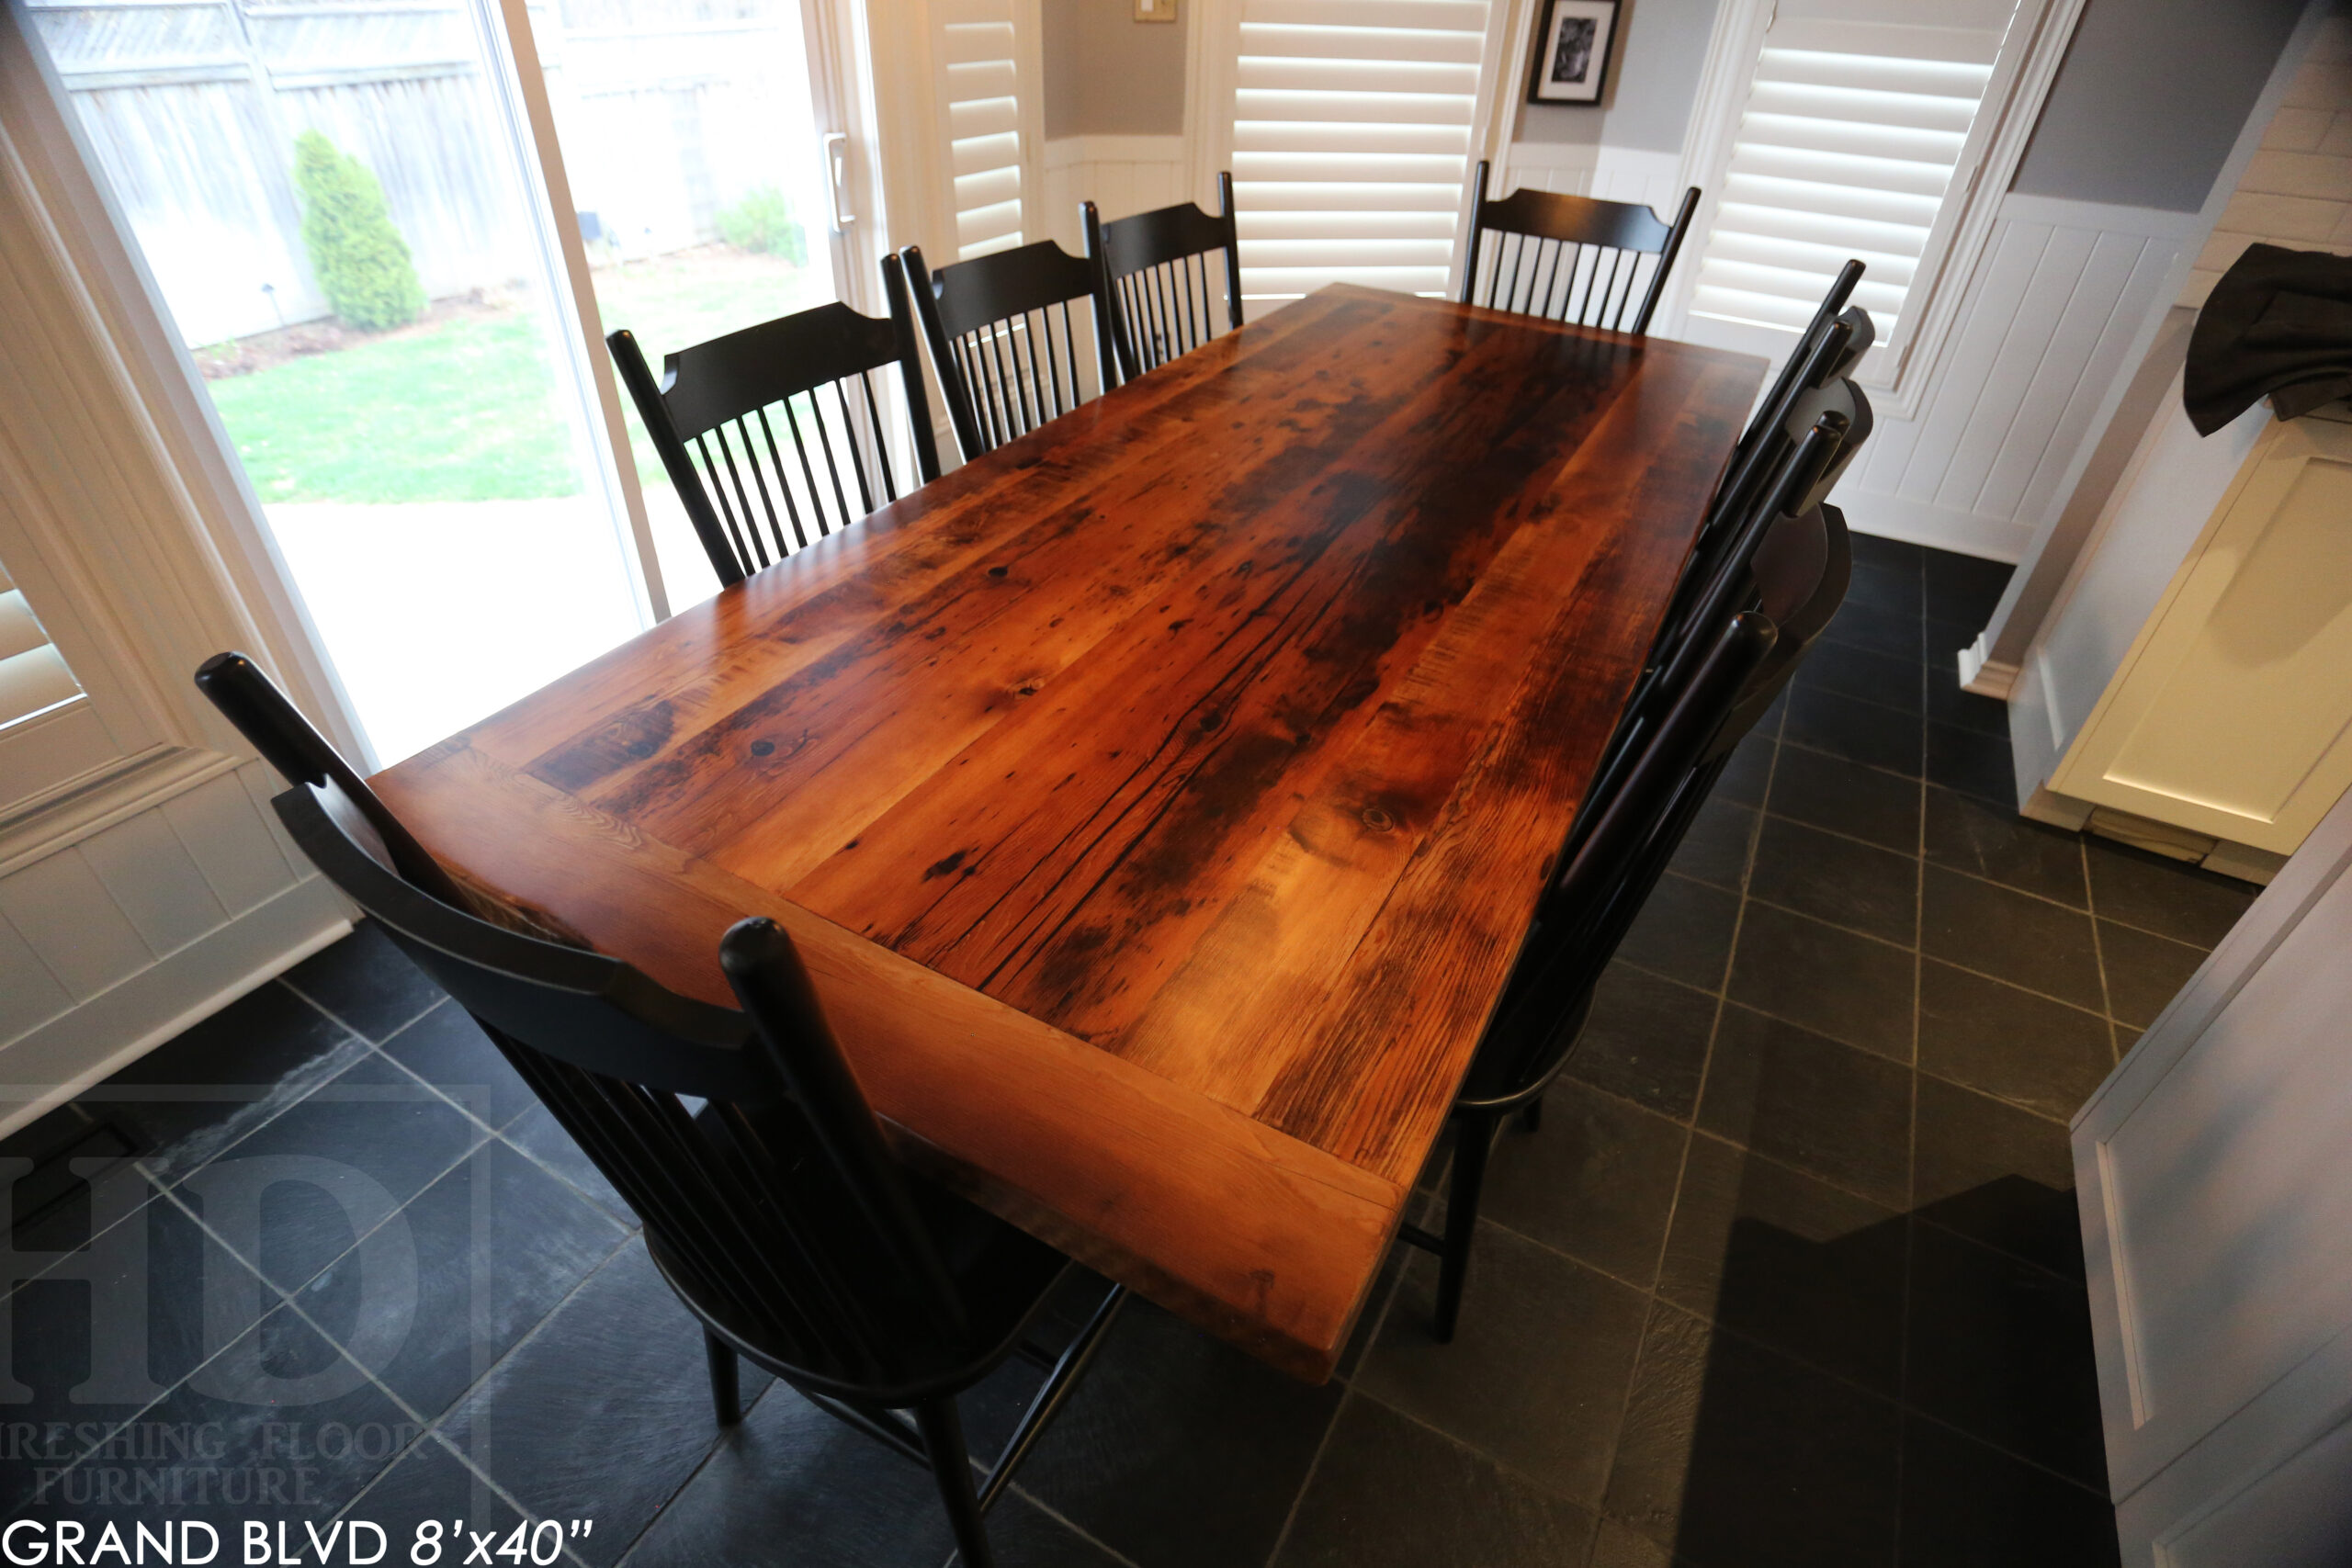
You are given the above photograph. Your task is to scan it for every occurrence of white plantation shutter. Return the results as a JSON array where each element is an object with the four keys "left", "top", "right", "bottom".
[
  {"left": 935, "top": 0, "right": 1029, "bottom": 260},
  {"left": 0, "top": 550, "right": 140, "bottom": 817},
  {"left": 1231, "top": 0, "right": 1492, "bottom": 308},
  {"left": 0, "top": 557, "right": 82, "bottom": 736},
  {"left": 1685, "top": 4, "right": 2016, "bottom": 370}
]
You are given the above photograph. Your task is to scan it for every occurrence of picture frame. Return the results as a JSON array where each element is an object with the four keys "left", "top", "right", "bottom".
[{"left": 1528, "top": 0, "right": 1621, "bottom": 105}]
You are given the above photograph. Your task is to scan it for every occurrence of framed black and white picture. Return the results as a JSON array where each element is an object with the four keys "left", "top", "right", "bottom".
[{"left": 1529, "top": 0, "right": 1620, "bottom": 104}]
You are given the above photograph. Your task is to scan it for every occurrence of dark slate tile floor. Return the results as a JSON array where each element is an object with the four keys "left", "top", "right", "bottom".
[{"left": 0, "top": 540, "right": 2260, "bottom": 1566}]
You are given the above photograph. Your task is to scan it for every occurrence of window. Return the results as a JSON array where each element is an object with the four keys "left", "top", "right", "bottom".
[
  {"left": 1225, "top": 0, "right": 1495, "bottom": 309},
  {"left": 0, "top": 552, "right": 127, "bottom": 818},
  {"left": 1669, "top": 0, "right": 2078, "bottom": 406}
]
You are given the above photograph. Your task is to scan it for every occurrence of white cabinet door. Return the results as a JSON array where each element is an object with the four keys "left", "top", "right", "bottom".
[
  {"left": 2051, "top": 411, "right": 2352, "bottom": 855},
  {"left": 2075, "top": 784, "right": 2352, "bottom": 1562}
]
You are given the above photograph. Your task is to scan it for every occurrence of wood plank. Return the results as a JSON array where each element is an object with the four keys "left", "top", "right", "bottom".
[
  {"left": 1260, "top": 353, "right": 1757, "bottom": 1179},
  {"left": 1109, "top": 345, "right": 1747, "bottom": 1145},
  {"left": 376, "top": 740, "right": 1400, "bottom": 1381},
  {"left": 783, "top": 302, "right": 1634, "bottom": 1010}
]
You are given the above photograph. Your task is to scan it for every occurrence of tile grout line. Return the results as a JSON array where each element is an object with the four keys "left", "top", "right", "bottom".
[
  {"left": 1340, "top": 1374, "right": 1614, "bottom": 1531},
  {"left": 1593, "top": 957, "right": 2120, "bottom": 1134},
  {"left": 1625, "top": 887, "right": 2177, "bottom": 1038},
  {"left": 277, "top": 972, "right": 445, "bottom": 1053},
  {"left": 1586, "top": 699, "right": 1786, "bottom": 1536},
  {"left": 2080, "top": 838, "right": 2124, "bottom": 1066},
  {"left": 1626, "top": 1289, "right": 2116, "bottom": 1504},
  {"left": 1258, "top": 1384, "right": 1352, "bottom": 1568},
  {"left": 1892, "top": 551, "right": 1930, "bottom": 1568},
  {"left": 1005, "top": 1482, "right": 1148, "bottom": 1568},
  {"left": 29, "top": 1178, "right": 442, "bottom": 1514},
  {"left": 324, "top": 1235, "right": 656, "bottom": 1562}
]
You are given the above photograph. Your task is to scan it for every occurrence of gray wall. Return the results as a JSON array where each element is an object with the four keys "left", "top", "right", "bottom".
[
  {"left": 1516, "top": 0, "right": 1721, "bottom": 149},
  {"left": 1042, "top": 0, "right": 1186, "bottom": 139},
  {"left": 2009, "top": 0, "right": 2307, "bottom": 210}
]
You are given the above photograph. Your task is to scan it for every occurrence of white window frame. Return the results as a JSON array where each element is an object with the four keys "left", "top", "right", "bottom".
[{"left": 1658, "top": 0, "right": 2086, "bottom": 422}]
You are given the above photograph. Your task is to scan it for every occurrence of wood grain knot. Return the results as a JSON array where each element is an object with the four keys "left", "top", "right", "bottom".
[
  {"left": 750, "top": 739, "right": 775, "bottom": 757},
  {"left": 1360, "top": 807, "right": 1395, "bottom": 833}
]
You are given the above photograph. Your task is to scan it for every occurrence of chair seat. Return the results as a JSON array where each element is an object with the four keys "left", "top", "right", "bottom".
[{"left": 645, "top": 1130, "right": 1072, "bottom": 1406}]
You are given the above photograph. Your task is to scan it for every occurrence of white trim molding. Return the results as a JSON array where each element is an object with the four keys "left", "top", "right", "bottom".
[{"left": 1956, "top": 637, "right": 2018, "bottom": 699}]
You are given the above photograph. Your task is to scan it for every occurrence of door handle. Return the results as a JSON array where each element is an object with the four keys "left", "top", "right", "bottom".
[{"left": 822, "top": 131, "right": 855, "bottom": 232}]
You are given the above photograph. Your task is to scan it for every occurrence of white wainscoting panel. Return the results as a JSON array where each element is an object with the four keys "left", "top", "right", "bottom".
[
  {"left": 1040, "top": 135, "right": 1192, "bottom": 254},
  {"left": 0, "top": 756, "right": 348, "bottom": 1134},
  {"left": 1496, "top": 142, "right": 1689, "bottom": 216},
  {"left": 1832, "top": 194, "right": 2198, "bottom": 562}
]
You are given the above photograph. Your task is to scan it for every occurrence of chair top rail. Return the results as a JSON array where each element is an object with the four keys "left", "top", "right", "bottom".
[
  {"left": 658, "top": 300, "right": 907, "bottom": 439},
  {"left": 1476, "top": 184, "right": 1679, "bottom": 254}
]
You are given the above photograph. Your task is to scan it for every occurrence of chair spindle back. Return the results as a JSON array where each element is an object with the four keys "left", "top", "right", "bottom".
[
  {"left": 608, "top": 254, "right": 940, "bottom": 590},
  {"left": 1093, "top": 173, "right": 1244, "bottom": 382},
  {"left": 1460, "top": 159, "right": 1700, "bottom": 335},
  {"left": 902, "top": 239, "right": 1110, "bottom": 461}
]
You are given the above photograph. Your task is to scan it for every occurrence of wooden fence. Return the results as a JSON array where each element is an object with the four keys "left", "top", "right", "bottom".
[{"left": 25, "top": 0, "right": 814, "bottom": 345}]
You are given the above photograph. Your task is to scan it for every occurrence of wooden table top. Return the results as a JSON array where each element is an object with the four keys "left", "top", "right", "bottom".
[{"left": 377, "top": 285, "right": 1761, "bottom": 1379}]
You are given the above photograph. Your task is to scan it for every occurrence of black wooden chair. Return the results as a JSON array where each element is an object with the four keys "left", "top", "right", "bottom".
[
  {"left": 1561, "top": 383, "right": 1870, "bottom": 883},
  {"left": 192, "top": 652, "right": 1126, "bottom": 1568},
  {"left": 1459, "top": 159, "right": 1700, "bottom": 335},
  {"left": 606, "top": 254, "right": 941, "bottom": 591},
  {"left": 902, "top": 238, "right": 1112, "bottom": 461},
  {"left": 1093, "top": 173, "right": 1243, "bottom": 383},
  {"left": 1403, "top": 495, "right": 1854, "bottom": 1341},
  {"left": 1708, "top": 262, "right": 1871, "bottom": 534}
]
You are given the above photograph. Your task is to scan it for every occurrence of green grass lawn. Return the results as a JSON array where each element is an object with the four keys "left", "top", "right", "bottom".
[{"left": 207, "top": 250, "right": 820, "bottom": 505}]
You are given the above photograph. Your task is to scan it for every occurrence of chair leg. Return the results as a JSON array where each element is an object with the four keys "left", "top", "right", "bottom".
[
  {"left": 915, "top": 1396, "right": 994, "bottom": 1568},
  {"left": 1433, "top": 1111, "right": 1497, "bottom": 1344},
  {"left": 1520, "top": 1094, "right": 1544, "bottom": 1134},
  {"left": 704, "top": 1330, "right": 741, "bottom": 1427}
]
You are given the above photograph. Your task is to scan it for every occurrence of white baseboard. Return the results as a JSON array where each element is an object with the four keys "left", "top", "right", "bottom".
[
  {"left": 1042, "top": 134, "right": 1186, "bottom": 170},
  {"left": 1958, "top": 634, "right": 2019, "bottom": 698},
  {"left": 2007, "top": 651, "right": 2079, "bottom": 824},
  {"left": 0, "top": 875, "right": 350, "bottom": 1138},
  {"left": 1837, "top": 487, "right": 2032, "bottom": 564}
]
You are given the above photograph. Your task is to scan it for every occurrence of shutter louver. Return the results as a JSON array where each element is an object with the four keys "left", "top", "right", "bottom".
[
  {"left": 1688, "top": 17, "right": 2003, "bottom": 348},
  {"left": 1231, "top": 0, "right": 1491, "bottom": 308},
  {"left": 0, "top": 558, "right": 85, "bottom": 736},
  {"left": 936, "top": 0, "right": 1027, "bottom": 260}
]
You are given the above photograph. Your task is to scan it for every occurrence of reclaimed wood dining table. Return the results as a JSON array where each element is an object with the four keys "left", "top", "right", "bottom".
[{"left": 375, "top": 283, "right": 1763, "bottom": 1381}]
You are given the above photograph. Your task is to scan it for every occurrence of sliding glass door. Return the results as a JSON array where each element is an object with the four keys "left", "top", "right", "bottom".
[
  {"left": 536, "top": 0, "right": 858, "bottom": 608},
  {"left": 20, "top": 0, "right": 875, "bottom": 761}
]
